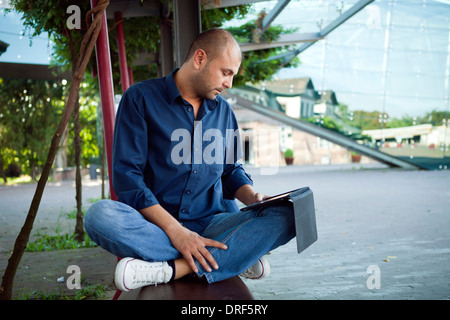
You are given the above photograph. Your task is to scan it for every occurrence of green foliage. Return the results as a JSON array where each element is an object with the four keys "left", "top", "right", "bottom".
[
  {"left": 203, "top": 5, "right": 301, "bottom": 86},
  {"left": 3, "top": 1, "right": 101, "bottom": 177},
  {"left": 226, "top": 14, "right": 300, "bottom": 86},
  {"left": 19, "top": 289, "right": 67, "bottom": 300},
  {"left": 202, "top": 4, "right": 253, "bottom": 30},
  {"left": 284, "top": 148, "right": 294, "bottom": 158},
  {"left": 339, "top": 108, "right": 449, "bottom": 131},
  {"left": 19, "top": 284, "right": 106, "bottom": 300},
  {"left": 8, "top": 1, "right": 92, "bottom": 70},
  {"left": 305, "top": 116, "right": 342, "bottom": 132},
  {"left": 66, "top": 207, "right": 85, "bottom": 219},
  {"left": 72, "top": 284, "right": 106, "bottom": 300},
  {"left": 65, "top": 73, "right": 101, "bottom": 167},
  {"left": 0, "top": 78, "right": 65, "bottom": 177},
  {"left": 25, "top": 233, "right": 97, "bottom": 252},
  {"left": 416, "top": 110, "right": 449, "bottom": 127},
  {"left": 0, "top": 75, "right": 100, "bottom": 174},
  {"left": 320, "top": 116, "right": 342, "bottom": 132},
  {"left": 3, "top": 1, "right": 303, "bottom": 176},
  {"left": 227, "top": 20, "right": 286, "bottom": 43},
  {"left": 108, "top": 15, "right": 161, "bottom": 87}
]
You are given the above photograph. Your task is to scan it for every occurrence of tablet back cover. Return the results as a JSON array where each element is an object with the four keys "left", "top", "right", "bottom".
[{"left": 291, "top": 188, "right": 318, "bottom": 254}]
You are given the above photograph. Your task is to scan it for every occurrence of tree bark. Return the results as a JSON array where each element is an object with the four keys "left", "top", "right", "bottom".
[
  {"left": 0, "top": 152, "right": 7, "bottom": 184},
  {"left": 74, "top": 98, "right": 84, "bottom": 242},
  {"left": 101, "top": 137, "right": 106, "bottom": 199},
  {"left": 0, "top": 0, "right": 110, "bottom": 300}
]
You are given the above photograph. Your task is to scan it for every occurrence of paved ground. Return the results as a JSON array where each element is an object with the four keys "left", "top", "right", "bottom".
[
  {"left": 0, "top": 178, "right": 117, "bottom": 299},
  {"left": 1, "top": 163, "right": 449, "bottom": 300}
]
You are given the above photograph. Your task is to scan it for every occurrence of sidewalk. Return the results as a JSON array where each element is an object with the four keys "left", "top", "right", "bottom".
[
  {"left": 243, "top": 163, "right": 450, "bottom": 300},
  {"left": 1, "top": 163, "right": 449, "bottom": 299},
  {"left": 0, "top": 177, "right": 117, "bottom": 299}
]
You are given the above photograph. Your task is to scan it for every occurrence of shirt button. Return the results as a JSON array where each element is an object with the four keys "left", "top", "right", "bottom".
[
  {"left": 193, "top": 169, "right": 197, "bottom": 174},
  {"left": 181, "top": 208, "right": 187, "bottom": 213},
  {"left": 188, "top": 107, "right": 192, "bottom": 112},
  {"left": 186, "top": 190, "right": 191, "bottom": 194}
]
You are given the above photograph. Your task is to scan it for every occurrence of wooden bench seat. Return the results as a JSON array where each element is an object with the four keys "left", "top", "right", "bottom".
[{"left": 117, "top": 275, "right": 253, "bottom": 300}]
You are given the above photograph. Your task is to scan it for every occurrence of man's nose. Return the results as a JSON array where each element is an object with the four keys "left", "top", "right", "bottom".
[{"left": 223, "top": 77, "right": 233, "bottom": 89}]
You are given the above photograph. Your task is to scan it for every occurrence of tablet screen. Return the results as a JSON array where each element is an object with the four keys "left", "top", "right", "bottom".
[{"left": 240, "top": 187, "right": 309, "bottom": 211}]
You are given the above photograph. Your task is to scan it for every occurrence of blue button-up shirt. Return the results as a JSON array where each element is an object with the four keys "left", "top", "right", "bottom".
[{"left": 112, "top": 69, "right": 253, "bottom": 233}]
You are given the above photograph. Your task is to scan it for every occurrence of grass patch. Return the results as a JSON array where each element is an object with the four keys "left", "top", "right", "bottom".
[
  {"left": 66, "top": 208, "right": 86, "bottom": 220},
  {"left": 25, "top": 233, "right": 97, "bottom": 252},
  {"left": 18, "top": 284, "right": 107, "bottom": 300},
  {"left": 0, "top": 175, "right": 33, "bottom": 186},
  {"left": 66, "top": 197, "right": 101, "bottom": 219}
]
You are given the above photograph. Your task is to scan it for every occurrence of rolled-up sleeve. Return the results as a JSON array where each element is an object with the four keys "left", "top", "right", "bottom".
[
  {"left": 221, "top": 111, "right": 253, "bottom": 200},
  {"left": 221, "top": 163, "right": 253, "bottom": 200},
  {"left": 112, "top": 87, "right": 159, "bottom": 210}
]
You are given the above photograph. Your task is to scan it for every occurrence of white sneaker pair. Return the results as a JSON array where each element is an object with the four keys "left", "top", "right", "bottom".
[{"left": 114, "top": 256, "right": 270, "bottom": 291}]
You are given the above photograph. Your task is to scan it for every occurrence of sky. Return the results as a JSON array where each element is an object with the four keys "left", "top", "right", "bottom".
[
  {"left": 0, "top": 4, "right": 53, "bottom": 64},
  {"left": 1, "top": 0, "right": 449, "bottom": 119},
  {"left": 225, "top": 0, "right": 450, "bottom": 118}
]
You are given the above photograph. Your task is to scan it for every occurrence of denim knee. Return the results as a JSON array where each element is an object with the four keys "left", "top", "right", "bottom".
[
  {"left": 85, "top": 199, "right": 105, "bottom": 226},
  {"left": 84, "top": 199, "right": 116, "bottom": 242}
]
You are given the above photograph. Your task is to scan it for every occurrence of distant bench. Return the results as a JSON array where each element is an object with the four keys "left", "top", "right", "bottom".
[{"left": 115, "top": 275, "right": 253, "bottom": 300}]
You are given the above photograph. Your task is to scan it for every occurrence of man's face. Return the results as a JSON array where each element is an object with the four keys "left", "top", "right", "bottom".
[{"left": 194, "top": 44, "right": 241, "bottom": 100}]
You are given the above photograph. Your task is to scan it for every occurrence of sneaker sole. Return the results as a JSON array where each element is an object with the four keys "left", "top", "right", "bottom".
[
  {"left": 241, "top": 257, "right": 271, "bottom": 280},
  {"left": 114, "top": 257, "right": 135, "bottom": 292},
  {"left": 254, "top": 258, "right": 270, "bottom": 279}
]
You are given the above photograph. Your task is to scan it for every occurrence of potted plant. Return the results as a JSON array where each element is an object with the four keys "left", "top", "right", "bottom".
[
  {"left": 351, "top": 151, "right": 362, "bottom": 163},
  {"left": 284, "top": 149, "right": 294, "bottom": 165}
]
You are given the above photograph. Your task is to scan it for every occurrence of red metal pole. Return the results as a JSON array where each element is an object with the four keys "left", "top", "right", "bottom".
[
  {"left": 114, "top": 11, "right": 130, "bottom": 93},
  {"left": 91, "top": 0, "right": 117, "bottom": 200}
]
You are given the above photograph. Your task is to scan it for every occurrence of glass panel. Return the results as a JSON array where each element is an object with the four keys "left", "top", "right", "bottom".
[{"left": 228, "top": 0, "right": 450, "bottom": 170}]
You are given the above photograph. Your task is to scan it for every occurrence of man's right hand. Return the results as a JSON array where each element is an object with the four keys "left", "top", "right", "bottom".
[
  {"left": 139, "top": 204, "right": 227, "bottom": 274},
  {"left": 165, "top": 223, "right": 228, "bottom": 273}
]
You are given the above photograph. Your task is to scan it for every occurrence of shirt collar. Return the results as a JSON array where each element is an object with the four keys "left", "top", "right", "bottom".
[
  {"left": 165, "top": 68, "right": 182, "bottom": 105},
  {"left": 165, "top": 68, "right": 220, "bottom": 112}
]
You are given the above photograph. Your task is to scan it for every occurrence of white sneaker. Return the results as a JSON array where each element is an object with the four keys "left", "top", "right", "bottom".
[
  {"left": 114, "top": 258, "right": 173, "bottom": 291},
  {"left": 240, "top": 256, "right": 270, "bottom": 280}
]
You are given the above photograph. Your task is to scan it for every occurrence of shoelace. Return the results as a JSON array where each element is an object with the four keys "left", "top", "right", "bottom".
[{"left": 132, "top": 263, "right": 169, "bottom": 286}]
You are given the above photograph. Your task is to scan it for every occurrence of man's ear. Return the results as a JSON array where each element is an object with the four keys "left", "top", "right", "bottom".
[{"left": 192, "top": 49, "right": 207, "bottom": 70}]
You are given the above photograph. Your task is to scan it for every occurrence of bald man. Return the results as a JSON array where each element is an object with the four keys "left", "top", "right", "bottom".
[{"left": 85, "top": 29, "right": 295, "bottom": 291}]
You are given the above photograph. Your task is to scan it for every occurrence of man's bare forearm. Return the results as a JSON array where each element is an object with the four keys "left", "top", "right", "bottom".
[
  {"left": 139, "top": 204, "right": 182, "bottom": 238},
  {"left": 234, "top": 184, "right": 264, "bottom": 206}
]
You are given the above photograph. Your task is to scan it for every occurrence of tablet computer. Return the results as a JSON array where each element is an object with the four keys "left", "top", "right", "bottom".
[
  {"left": 240, "top": 187, "right": 318, "bottom": 254},
  {"left": 240, "top": 187, "right": 310, "bottom": 212}
]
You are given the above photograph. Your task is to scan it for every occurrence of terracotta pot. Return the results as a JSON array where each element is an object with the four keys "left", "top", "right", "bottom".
[
  {"left": 351, "top": 154, "right": 361, "bottom": 163},
  {"left": 285, "top": 157, "right": 294, "bottom": 165}
]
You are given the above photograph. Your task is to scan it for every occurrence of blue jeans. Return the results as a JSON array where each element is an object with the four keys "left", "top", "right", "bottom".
[{"left": 84, "top": 200, "right": 295, "bottom": 283}]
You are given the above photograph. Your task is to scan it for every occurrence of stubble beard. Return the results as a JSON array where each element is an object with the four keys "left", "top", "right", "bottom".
[{"left": 193, "top": 65, "right": 223, "bottom": 101}]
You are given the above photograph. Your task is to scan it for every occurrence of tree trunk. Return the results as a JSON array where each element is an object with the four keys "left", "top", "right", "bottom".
[
  {"left": 74, "top": 98, "right": 84, "bottom": 242},
  {"left": 0, "top": 0, "right": 110, "bottom": 300},
  {"left": 0, "top": 151, "right": 7, "bottom": 184},
  {"left": 30, "top": 155, "right": 36, "bottom": 181},
  {"left": 101, "top": 137, "right": 106, "bottom": 199}
]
